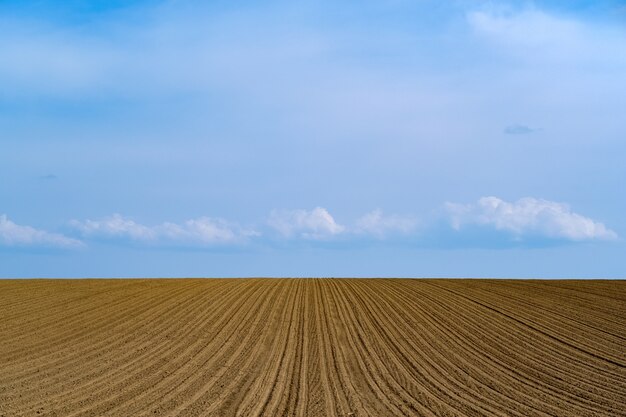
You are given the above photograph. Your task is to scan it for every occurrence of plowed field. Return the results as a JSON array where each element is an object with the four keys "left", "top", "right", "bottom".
[{"left": 1, "top": 279, "right": 625, "bottom": 416}]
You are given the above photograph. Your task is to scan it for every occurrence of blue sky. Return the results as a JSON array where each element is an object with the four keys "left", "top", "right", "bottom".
[{"left": 1, "top": 0, "right": 625, "bottom": 277}]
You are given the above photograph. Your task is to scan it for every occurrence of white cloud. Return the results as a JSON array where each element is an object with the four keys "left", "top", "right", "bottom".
[
  {"left": 0, "top": 214, "right": 83, "bottom": 249},
  {"left": 445, "top": 197, "right": 617, "bottom": 241},
  {"left": 268, "top": 207, "right": 345, "bottom": 239},
  {"left": 354, "top": 209, "right": 417, "bottom": 238},
  {"left": 70, "top": 214, "right": 258, "bottom": 246}
]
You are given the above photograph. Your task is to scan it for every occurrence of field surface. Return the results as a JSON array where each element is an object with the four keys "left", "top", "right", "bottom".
[{"left": 0, "top": 279, "right": 625, "bottom": 417}]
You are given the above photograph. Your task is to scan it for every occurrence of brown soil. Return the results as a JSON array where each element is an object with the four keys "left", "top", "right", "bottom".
[{"left": 0, "top": 278, "right": 624, "bottom": 416}]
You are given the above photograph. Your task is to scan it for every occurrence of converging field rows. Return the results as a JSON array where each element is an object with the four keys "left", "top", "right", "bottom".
[{"left": 1, "top": 279, "right": 624, "bottom": 417}]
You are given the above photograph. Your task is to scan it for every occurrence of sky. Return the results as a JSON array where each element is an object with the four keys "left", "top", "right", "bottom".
[{"left": 1, "top": 0, "right": 625, "bottom": 278}]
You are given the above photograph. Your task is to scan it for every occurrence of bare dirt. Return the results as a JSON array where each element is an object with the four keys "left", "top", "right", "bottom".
[{"left": 0, "top": 278, "right": 624, "bottom": 416}]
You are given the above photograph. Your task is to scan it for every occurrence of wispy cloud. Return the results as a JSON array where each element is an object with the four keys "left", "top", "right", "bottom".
[
  {"left": 354, "top": 209, "right": 417, "bottom": 238},
  {"left": 0, "top": 3, "right": 338, "bottom": 100},
  {"left": 0, "top": 214, "right": 83, "bottom": 249},
  {"left": 467, "top": 6, "right": 626, "bottom": 65},
  {"left": 70, "top": 214, "right": 258, "bottom": 246},
  {"left": 268, "top": 207, "right": 345, "bottom": 240},
  {"left": 445, "top": 197, "right": 617, "bottom": 242},
  {"left": 467, "top": 8, "right": 582, "bottom": 48}
]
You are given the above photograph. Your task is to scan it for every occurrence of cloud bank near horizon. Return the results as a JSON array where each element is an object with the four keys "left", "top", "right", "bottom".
[{"left": 1, "top": 197, "right": 616, "bottom": 250}]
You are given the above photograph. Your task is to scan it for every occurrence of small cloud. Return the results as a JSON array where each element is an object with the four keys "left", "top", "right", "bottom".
[
  {"left": 504, "top": 124, "right": 539, "bottom": 135},
  {"left": 268, "top": 207, "right": 345, "bottom": 240},
  {"left": 40, "top": 174, "right": 59, "bottom": 180},
  {"left": 0, "top": 214, "right": 83, "bottom": 249},
  {"left": 354, "top": 209, "right": 417, "bottom": 239},
  {"left": 445, "top": 196, "right": 617, "bottom": 242},
  {"left": 70, "top": 214, "right": 257, "bottom": 246}
]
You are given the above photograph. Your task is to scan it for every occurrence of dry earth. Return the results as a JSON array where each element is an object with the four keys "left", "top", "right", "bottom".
[{"left": 0, "top": 278, "right": 625, "bottom": 417}]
